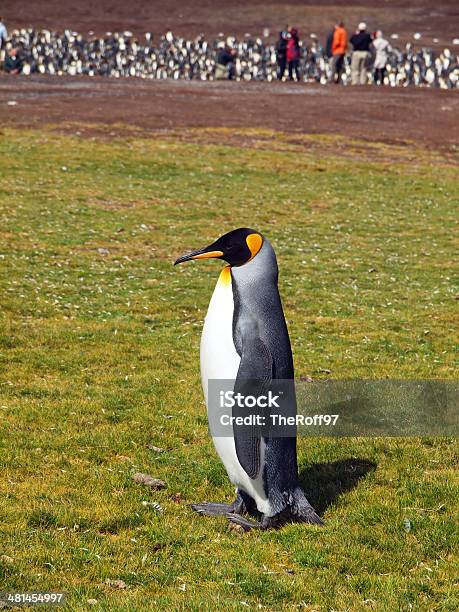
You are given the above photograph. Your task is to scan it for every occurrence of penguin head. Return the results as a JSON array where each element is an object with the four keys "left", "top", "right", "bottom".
[{"left": 174, "top": 228, "right": 263, "bottom": 267}]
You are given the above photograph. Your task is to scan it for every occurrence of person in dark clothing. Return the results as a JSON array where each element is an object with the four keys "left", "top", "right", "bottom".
[
  {"left": 4, "top": 47, "right": 23, "bottom": 74},
  {"left": 215, "top": 45, "right": 236, "bottom": 80},
  {"left": 325, "top": 29, "right": 334, "bottom": 59},
  {"left": 350, "top": 23, "right": 373, "bottom": 52},
  {"left": 286, "top": 26, "right": 300, "bottom": 81},
  {"left": 349, "top": 22, "right": 373, "bottom": 84},
  {"left": 275, "top": 30, "right": 288, "bottom": 80}
]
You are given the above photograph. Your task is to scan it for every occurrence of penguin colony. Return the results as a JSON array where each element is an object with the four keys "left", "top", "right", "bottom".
[
  {"left": 3, "top": 28, "right": 459, "bottom": 88},
  {"left": 175, "top": 228, "right": 322, "bottom": 530}
]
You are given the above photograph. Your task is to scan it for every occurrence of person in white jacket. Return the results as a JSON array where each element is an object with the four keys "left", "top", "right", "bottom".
[
  {"left": 0, "top": 18, "right": 8, "bottom": 48},
  {"left": 373, "top": 30, "right": 391, "bottom": 84}
]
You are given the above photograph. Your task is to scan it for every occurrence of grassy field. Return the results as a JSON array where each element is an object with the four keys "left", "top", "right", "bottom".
[{"left": 0, "top": 127, "right": 458, "bottom": 610}]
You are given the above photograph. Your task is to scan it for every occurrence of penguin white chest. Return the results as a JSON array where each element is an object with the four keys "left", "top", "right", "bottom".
[
  {"left": 200, "top": 267, "right": 271, "bottom": 515},
  {"left": 200, "top": 266, "right": 240, "bottom": 386}
]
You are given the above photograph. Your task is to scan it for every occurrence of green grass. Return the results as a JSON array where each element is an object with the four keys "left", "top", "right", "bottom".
[{"left": 0, "top": 127, "right": 458, "bottom": 610}]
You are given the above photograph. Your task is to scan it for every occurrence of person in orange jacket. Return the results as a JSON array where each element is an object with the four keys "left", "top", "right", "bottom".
[{"left": 330, "top": 21, "right": 347, "bottom": 83}]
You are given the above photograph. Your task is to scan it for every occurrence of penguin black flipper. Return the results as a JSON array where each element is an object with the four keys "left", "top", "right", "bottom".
[{"left": 233, "top": 336, "right": 273, "bottom": 480}]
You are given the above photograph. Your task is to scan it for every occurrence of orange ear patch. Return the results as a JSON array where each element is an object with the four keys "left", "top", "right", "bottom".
[{"left": 246, "top": 233, "right": 263, "bottom": 260}]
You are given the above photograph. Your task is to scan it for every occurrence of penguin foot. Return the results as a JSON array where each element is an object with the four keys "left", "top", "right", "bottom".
[
  {"left": 191, "top": 491, "right": 253, "bottom": 518},
  {"left": 291, "top": 486, "right": 324, "bottom": 526},
  {"left": 227, "top": 505, "right": 324, "bottom": 532},
  {"left": 226, "top": 513, "right": 264, "bottom": 531},
  {"left": 296, "top": 507, "right": 324, "bottom": 526},
  {"left": 191, "top": 501, "right": 235, "bottom": 516},
  {"left": 226, "top": 512, "right": 288, "bottom": 531}
]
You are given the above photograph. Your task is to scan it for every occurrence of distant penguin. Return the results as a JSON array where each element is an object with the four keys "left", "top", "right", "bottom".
[{"left": 175, "top": 228, "right": 322, "bottom": 530}]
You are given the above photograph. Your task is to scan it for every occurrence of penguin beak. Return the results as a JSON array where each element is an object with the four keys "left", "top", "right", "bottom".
[{"left": 174, "top": 246, "right": 224, "bottom": 265}]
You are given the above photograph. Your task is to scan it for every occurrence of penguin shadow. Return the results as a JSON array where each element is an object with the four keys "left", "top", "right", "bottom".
[{"left": 299, "top": 458, "right": 376, "bottom": 516}]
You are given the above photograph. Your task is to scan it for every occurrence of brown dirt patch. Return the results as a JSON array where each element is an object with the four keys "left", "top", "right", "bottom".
[{"left": 0, "top": 76, "right": 457, "bottom": 161}]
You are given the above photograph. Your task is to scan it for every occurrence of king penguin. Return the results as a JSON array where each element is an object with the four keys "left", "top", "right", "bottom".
[{"left": 174, "top": 228, "right": 322, "bottom": 530}]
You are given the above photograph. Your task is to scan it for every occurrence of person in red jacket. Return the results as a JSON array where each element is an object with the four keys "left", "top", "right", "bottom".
[
  {"left": 330, "top": 21, "right": 347, "bottom": 83},
  {"left": 286, "top": 26, "right": 301, "bottom": 81}
]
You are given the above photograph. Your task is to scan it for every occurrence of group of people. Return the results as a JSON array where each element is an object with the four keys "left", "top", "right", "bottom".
[
  {"left": 270, "top": 22, "right": 400, "bottom": 86},
  {"left": 0, "top": 18, "right": 457, "bottom": 89},
  {"left": 325, "top": 21, "right": 391, "bottom": 85}
]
